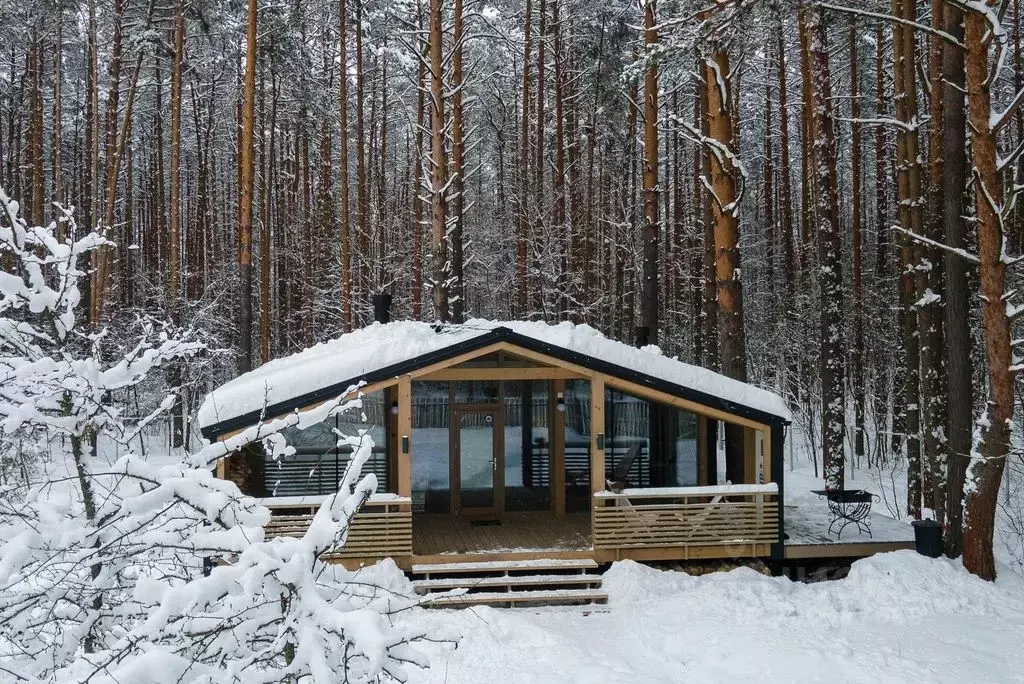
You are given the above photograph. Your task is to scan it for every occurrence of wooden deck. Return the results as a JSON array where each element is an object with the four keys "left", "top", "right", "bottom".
[
  {"left": 782, "top": 504, "right": 915, "bottom": 559},
  {"left": 412, "top": 512, "right": 591, "bottom": 556}
]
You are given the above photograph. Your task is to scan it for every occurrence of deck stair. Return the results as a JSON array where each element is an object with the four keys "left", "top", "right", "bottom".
[{"left": 411, "top": 558, "right": 607, "bottom": 608}]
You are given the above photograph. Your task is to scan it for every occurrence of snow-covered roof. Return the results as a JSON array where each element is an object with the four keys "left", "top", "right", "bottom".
[{"left": 198, "top": 319, "right": 791, "bottom": 436}]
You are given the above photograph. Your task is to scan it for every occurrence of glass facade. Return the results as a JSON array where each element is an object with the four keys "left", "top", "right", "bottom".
[
  {"left": 503, "top": 380, "right": 551, "bottom": 511},
  {"left": 268, "top": 391, "right": 388, "bottom": 497},
  {"left": 412, "top": 381, "right": 450, "bottom": 513},
  {"left": 561, "top": 380, "right": 700, "bottom": 511}
]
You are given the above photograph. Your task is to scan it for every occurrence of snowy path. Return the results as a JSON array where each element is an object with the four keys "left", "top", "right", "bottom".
[{"left": 396, "top": 552, "right": 1024, "bottom": 683}]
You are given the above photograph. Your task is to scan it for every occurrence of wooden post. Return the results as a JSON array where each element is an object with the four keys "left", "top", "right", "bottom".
[
  {"left": 762, "top": 427, "right": 772, "bottom": 486},
  {"left": 552, "top": 378, "right": 566, "bottom": 516},
  {"left": 397, "top": 376, "right": 412, "bottom": 499},
  {"left": 590, "top": 375, "right": 605, "bottom": 494}
]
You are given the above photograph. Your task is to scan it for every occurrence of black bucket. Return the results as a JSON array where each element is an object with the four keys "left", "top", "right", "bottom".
[{"left": 912, "top": 519, "right": 943, "bottom": 558}]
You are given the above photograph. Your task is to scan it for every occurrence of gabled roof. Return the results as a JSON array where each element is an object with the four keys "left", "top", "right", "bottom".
[{"left": 198, "top": 320, "right": 792, "bottom": 440}]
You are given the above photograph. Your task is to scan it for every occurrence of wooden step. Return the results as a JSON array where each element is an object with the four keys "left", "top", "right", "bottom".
[
  {"left": 422, "top": 588, "right": 608, "bottom": 608},
  {"left": 411, "top": 558, "right": 599, "bottom": 576},
  {"left": 414, "top": 573, "right": 602, "bottom": 593}
]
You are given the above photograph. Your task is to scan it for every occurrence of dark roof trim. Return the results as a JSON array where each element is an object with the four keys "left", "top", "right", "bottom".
[{"left": 201, "top": 326, "right": 789, "bottom": 440}]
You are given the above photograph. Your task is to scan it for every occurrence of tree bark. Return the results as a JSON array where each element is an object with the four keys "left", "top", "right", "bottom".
[
  {"left": 893, "top": 0, "right": 923, "bottom": 517},
  {"left": 451, "top": 0, "right": 466, "bottom": 322},
  {"left": 339, "top": 0, "right": 352, "bottom": 331},
  {"left": 428, "top": 0, "right": 449, "bottom": 322},
  {"left": 806, "top": 6, "right": 845, "bottom": 490},
  {"left": 411, "top": 0, "right": 426, "bottom": 321},
  {"left": 962, "top": 1, "right": 1013, "bottom": 581},
  {"left": 641, "top": 0, "right": 659, "bottom": 344},
  {"left": 705, "top": 51, "right": 744, "bottom": 382},
  {"left": 850, "top": 17, "right": 866, "bottom": 473},
  {"left": 237, "top": 0, "right": 258, "bottom": 373},
  {"left": 941, "top": 1, "right": 971, "bottom": 557},
  {"left": 921, "top": 0, "right": 950, "bottom": 525}
]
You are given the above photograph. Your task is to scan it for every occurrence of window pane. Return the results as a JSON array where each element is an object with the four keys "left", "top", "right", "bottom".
[
  {"left": 453, "top": 380, "right": 499, "bottom": 404},
  {"left": 458, "top": 411, "right": 495, "bottom": 509},
  {"left": 674, "top": 410, "right": 699, "bottom": 486},
  {"left": 412, "top": 381, "right": 449, "bottom": 513},
  {"left": 563, "top": 380, "right": 591, "bottom": 512},
  {"left": 268, "top": 392, "right": 387, "bottom": 496},
  {"left": 605, "top": 389, "right": 650, "bottom": 487},
  {"left": 504, "top": 380, "right": 551, "bottom": 511}
]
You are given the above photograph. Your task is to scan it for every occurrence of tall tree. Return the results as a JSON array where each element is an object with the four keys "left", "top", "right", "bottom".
[
  {"left": 805, "top": 5, "right": 844, "bottom": 490},
  {"left": 340, "top": 0, "right": 353, "bottom": 331},
  {"left": 641, "top": 0, "right": 659, "bottom": 343},
  {"left": 893, "top": 0, "right": 923, "bottom": 517},
  {"left": 921, "top": 0, "right": 950, "bottom": 525},
  {"left": 962, "top": 0, "right": 1016, "bottom": 581},
  {"left": 428, "top": 0, "right": 449, "bottom": 322},
  {"left": 451, "top": 0, "right": 467, "bottom": 322},
  {"left": 850, "top": 17, "right": 866, "bottom": 471},
  {"left": 941, "top": 0, "right": 971, "bottom": 557},
  {"left": 237, "top": 0, "right": 258, "bottom": 373}
]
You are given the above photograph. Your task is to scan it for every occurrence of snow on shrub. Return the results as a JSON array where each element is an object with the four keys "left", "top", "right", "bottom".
[{"left": 0, "top": 189, "right": 438, "bottom": 683}]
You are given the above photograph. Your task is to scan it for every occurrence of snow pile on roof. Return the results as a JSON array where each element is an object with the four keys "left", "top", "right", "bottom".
[{"left": 198, "top": 319, "right": 791, "bottom": 430}]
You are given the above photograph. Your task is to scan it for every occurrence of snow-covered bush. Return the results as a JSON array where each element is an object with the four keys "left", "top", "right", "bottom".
[{"left": 0, "top": 190, "right": 434, "bottom": 682}]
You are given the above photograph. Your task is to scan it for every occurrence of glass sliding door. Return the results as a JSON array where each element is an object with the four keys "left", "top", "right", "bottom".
[{"left": 454, "top": 409, "right": 503, "bottom": 515}]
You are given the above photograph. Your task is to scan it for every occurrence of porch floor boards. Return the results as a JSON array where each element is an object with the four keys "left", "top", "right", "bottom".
[{"left": 412, "top": 512, "right": 591, "bottom": 556}]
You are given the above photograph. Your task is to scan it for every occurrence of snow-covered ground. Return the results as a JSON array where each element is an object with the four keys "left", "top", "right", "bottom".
[{"left": 380, "top": 552, "right": 1024, "bottom": 683}]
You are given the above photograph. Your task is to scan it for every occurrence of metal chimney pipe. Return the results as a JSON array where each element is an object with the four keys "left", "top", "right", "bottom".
[{"left": 372, "top": 293, "right": 393, "bottom": 324}]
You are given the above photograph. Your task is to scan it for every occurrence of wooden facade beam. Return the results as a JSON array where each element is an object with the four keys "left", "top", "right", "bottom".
[
  {"left": 397, "top": 376, "right": 412, "bottom": 498},
  {"left": 590, "top": 375, "right": 605, "bottom": 494},
  {"left": 552, "top": 378, "right": 566, "bottom": 516},
  {"left": 420, "top": 366, "right": 584, "bottom": 381},
  {"left": 602, "top": 374, "right": 770, "bottom": 432},
  {"left": 214, "top": 376, "right": 401, "bottom": 442}
]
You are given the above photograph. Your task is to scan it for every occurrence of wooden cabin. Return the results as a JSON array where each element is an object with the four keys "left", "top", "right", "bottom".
[{"left": 199, "top": 321, "right": 803, "bottom": 576}]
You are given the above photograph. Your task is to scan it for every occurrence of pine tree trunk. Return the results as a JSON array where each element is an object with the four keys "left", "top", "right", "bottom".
[
  {"left": 259, "top": 70, "right": 272, "bottom": 362},
  {"left": 451, "top": 0, "right": 466, "bottom": 323},
  {"left": 962, "top": 1, "right": 1013, "bottom": 582},
  {"left": 921, "top": 0, "right": 950, "bottom": 525},
  {"left": 850, "top": 17, "right": 866, "bottom": 472},
  {"left": 52, "top": 17, "right": 63, "bottom": 215},
  {"left": 552, "top": 0, "right": 568, "bottom": 320},
  {"left": 169, "top": 0, "right": 184, "bottom": 321},
  {"left": 428, "top": 0, "right": 449, "bottom": 322},
  {"left": 806, "top": 7, "right": 845, "bottom": 490},
  {"left": 356, "top": 0, "right": 369, "bottom": 321},
  {"left": 699, "top": 62, "right": 717, "bottom": 371},
  {"left": 874, "top": 25, "right": 890, "bottom": 282},
  {"left": 893, "top": 0, "right": 923, "bottom": 517},
  {"left": 411, "top": 0, "right": 426, "bottom": 321},
  {"left": 641, "top": 0, "right": 659, "bottom": 344},
  {"left": 941, "top": 1, "right": 971, "bottom": 557},
  {"left": 705, "top": 51, "right": 744, "bottom": 381},
  {"left": 237, "top": 0, "right": 258, "bottom": 373},
  {"left": 516, "top": 0, "right": 532, "bottom": 317},
  {"left": 168, "top": 0, "right": 186, "bottom": 447},
  {"left": 339, "top": 0, "right": 352, "bottom": 331}
]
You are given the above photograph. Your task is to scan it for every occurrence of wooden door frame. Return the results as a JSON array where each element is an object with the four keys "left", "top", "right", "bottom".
[{"left": 450, "top": 404, "right": 505, "bottom": 516}]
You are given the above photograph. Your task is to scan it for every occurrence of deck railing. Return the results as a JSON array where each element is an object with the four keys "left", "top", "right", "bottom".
[
  {"left": 260, "top": 494, "right": 413, "bottom": 559},
  {"left": 591, "top": 484, "right": 779, "bottom": 551}
]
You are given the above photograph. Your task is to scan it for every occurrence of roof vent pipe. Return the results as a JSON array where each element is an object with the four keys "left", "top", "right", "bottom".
[
  {"left": 634, "top": 325, "right": 650, "bottom": 348},
  {"left": 372, "top": 293, "right": 392, "bottom": 324}
]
